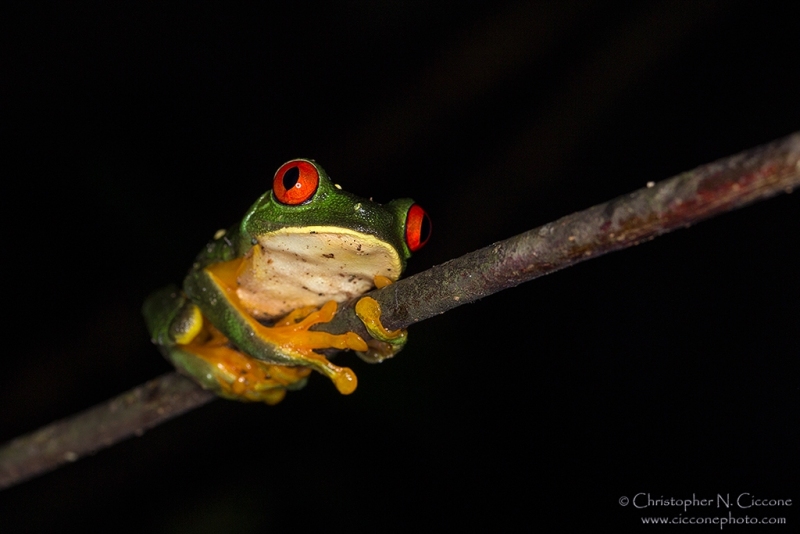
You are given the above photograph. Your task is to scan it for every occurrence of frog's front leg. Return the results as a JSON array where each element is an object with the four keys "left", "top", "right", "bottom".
[
  {"left": 182, "top": 257, "right": 368, "bottom": 397},
  {"left": 353, "top": 275, "right": 408, "bottom": 363}
]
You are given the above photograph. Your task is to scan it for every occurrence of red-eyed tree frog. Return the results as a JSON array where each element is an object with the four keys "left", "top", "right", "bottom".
[{"left": 143, "top": 159, "right": 431, "bottom": 404}]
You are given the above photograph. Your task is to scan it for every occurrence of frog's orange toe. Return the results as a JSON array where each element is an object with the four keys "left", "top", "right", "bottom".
[
  {"left": 345, "top": 332, "right": 369, "bottom": 352},
  {"left": 330, "top": 367, "right": 358, "bottom": 395}
]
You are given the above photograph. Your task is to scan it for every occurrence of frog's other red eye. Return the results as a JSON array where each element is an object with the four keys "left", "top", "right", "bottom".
[
  {"left": 405, "top": 203, "right": 431, "bottom": 252},
  {"left": 273, "top": 160, "right": 319, "bottom": 205}
]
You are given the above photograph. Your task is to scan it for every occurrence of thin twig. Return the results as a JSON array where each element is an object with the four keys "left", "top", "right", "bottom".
[
  {"left": 327, "top": 131, "right": 800, "bottom": 335},
  {"left": 2, "top": 132, "right": 799, "bottom": 490},
  {"left": 0, "top": 373, "right": 214, "bottom": 490}
]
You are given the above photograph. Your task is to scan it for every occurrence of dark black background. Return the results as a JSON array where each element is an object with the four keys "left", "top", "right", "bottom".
[{"left": 2, "top": 2, "right": 798, "bottom": 531}]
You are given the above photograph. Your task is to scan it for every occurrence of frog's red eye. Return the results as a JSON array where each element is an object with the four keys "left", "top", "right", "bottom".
[
  {"left": 273, "top": 160, "right": 319, "bottom": 205},
  {"left": 405, "top": 203, "right": 431, "bottom": 252}
]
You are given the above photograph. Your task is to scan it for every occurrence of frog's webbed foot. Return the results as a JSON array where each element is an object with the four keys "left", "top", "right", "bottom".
[
  {"left": 262, "top": 300, "right": 365, "bottom": 394},
  {"left": 354, "top": 295, "right": 407, "bottom": 363},
  {"left": 172, "top": 341, "right": 310, "bottom": 405}
]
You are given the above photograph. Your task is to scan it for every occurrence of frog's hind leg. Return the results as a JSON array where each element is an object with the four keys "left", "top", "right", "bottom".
[
  {"left": 173, "top": 323, "right": 311, "bottom": 405},
  {"left": 143, "top": 286, "right": 307, "bottom": 404}
]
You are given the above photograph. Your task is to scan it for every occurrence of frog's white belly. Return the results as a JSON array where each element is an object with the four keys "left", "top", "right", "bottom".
[{"left": 236, "top": 228, "right": 402, "bottom": 319}]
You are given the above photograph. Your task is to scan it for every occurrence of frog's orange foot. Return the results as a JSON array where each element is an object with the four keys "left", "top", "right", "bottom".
[
  {"left": 272, "top": 305, "right": 323, "bottom": 327},
  {"left": 254, "top": 301, "right": 363, "bottom": 394},
  {"left": 355, "top": 297, "right": 407, "bottom": 344},
  {"left": 270, "top": 301, "right": 368, "bottom": 352},
  {"left": 354, "top": 296, "right": 407, "bottom": 363},
  {"left": 306, "top": 354, "right": 357, "bottom": 395},
  {"left": 174, "top": 324, "right": 313, "bottom": 404},
  {"left": 212, "top": 348, "right": 313, "bottom": 404}
]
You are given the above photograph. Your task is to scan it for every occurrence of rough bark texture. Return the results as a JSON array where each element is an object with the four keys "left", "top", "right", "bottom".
[{"left": 0, "top": 373, "right": 214, "bottom": 489}]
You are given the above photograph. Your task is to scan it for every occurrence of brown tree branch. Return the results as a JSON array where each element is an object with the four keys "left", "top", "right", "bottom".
[
  {"left": 2, "top": 132, "right": 799, "bottom": 490},
  {"left": 0, "top": 373, "right": 214, "bottom": 490},
  {"left": 328, "top": 131, "right": 800, "bottom": 336}
]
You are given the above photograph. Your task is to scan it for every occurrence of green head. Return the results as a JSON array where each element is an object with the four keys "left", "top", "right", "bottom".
[{"left": 240, "top": 159, "right": 431, "bottom": 276}]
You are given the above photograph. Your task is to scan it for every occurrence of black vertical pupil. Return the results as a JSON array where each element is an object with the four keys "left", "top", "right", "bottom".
[
  {"left": 282, "top": 166, "right": 300, "bottom": 190},
  {"left": 419, "top": 212, "right": 432, "bottom": 243}
]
